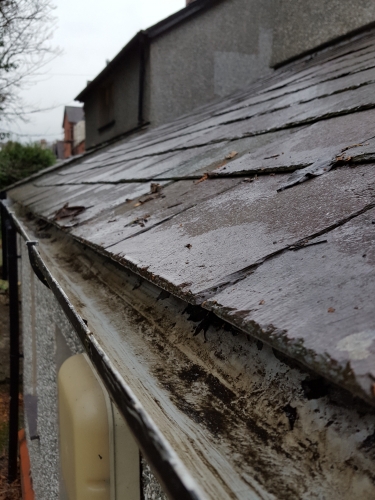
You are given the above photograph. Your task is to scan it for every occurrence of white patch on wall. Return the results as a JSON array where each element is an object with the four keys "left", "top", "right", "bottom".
[
  {"left": 214, "top": 29, "right": 273, "bottom": 97},
  {"left": 336, "top": 331, "right": 375, "bottom": 360},
  {"left": 73, "top": 120, "right": 85, "bottom": 147}
]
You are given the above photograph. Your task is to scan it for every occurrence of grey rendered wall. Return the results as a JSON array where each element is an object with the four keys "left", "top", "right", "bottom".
[
  {"left": 272, "top": 0, "right": 375, "bottom": 65},
  {"left": 84, "top": 49, "right": 141, "bottom": 149},
  {"left": 148, "top": 0, "right": 273, "bottom": 127},
  {"left": 21, "top": 242, "right": 84, "bottom": 500}
]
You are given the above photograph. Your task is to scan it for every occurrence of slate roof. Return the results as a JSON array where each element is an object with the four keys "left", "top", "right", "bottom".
[
  {"left": 63, "top": 106, "right": 84, "bottom": 126},
  {"left": 9, "top": 29, "right": 375, "bottom": 404}
]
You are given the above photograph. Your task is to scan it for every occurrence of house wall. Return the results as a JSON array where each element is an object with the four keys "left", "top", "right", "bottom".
[
  {"left": 72, "top": 141, "right": 85, "bottom": 156},
  {"left": 73, "top": 120, "right": 85, "bottom": 149},
  {"left": 81, "top": 0, "right": 375, "bottom": 147},
  {"left": 148, "top": 0, "right": 273, "bottom": 127},
  {"left": 21, "top": 241, "right": 84, "bottom": 500},
  {"left": 84, "top": 49, "right": 141, "bottom": 149},
  {"left": 272, "top": 0, "right": 375, "bottom": 65},
  {"left": 72, "top": 121, "right": 86, "bottom": 156},
  {"left": 62, "top": 115, "right": 73, "bottom": 159}
]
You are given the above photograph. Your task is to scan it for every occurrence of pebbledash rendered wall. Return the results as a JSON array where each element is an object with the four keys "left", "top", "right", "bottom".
[
  {"left": 146, "top": 0, "right": 274, "bottom": 127},
  {"left": 272, "top": 0, "right": 375, "bottom": 65},
  {"left": 21, "top": 239, "right": 83, "bottom": 499},
  {"left": 20, "top": 240, "right": 167, "bottom": 500},
  {"left": 148, "top": 0, "right": 375, "bottom": 127},
  {"left": 84, "top": 48, "right": 141, "bottom": 150}
]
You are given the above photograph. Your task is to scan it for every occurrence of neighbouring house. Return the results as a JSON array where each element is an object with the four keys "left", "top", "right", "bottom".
[
  {"left": 73, "top": 119, "right": 85, "bottom": 156},
  {"left": 52, "top": 140, "right": 65, "bottom": 160},
  {"left": 3, "top": 2, "right": 375, "bottom": 500},
  {"left": 62, "top": 106, "right": 85, "bottom": 158},
  {"left": 75, "top": 0, "right": 275, "bottom": 149},
  {"left": 76, "top": 0, "right": 375, "bottom": 150}
]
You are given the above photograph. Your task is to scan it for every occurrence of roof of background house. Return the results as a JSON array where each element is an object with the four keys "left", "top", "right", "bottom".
[
  {"left": 63, "top": 106, "right": 85, "bottom": 126},
  {"left": 75, "top": 0, "right": 224, "bottom": 101},
  {"left": 9, "top": 28, "right": 375, "bottom": 405}
]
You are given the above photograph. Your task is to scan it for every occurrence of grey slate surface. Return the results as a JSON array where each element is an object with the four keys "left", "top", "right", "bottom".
[
  {"left": 9, "top": 28, "right": 375, "bottom": 404},
  {"left": 64, "top": 106, "right": 84, "bottom": 124}
]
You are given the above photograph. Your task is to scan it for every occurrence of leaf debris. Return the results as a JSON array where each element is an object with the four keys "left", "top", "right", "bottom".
[{"left": 53, "top": 202, "right": 86, "bottom": 221}]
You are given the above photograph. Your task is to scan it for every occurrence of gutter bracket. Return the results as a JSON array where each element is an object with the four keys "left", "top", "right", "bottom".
[{"left": 26, "top": 241, "right": 51, "bottom": 289}]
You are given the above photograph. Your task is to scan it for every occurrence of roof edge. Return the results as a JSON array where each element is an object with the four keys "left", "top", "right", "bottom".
[
  {"left": 75, "top": 0, "right": 225, "bottom": 102},
  {"left": 75, "top": 32, "right": 143, "bottom": 101},
  {"left": 146, "top": 0, "right": 224, "bottom": 38},
  {"left": 272, "top": 19, "right": 375, "bottom": 69}
]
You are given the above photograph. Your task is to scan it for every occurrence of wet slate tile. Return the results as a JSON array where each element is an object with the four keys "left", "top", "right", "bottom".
[
  {"left": 161, "top": 82, "right": 375, "bottom": 152},
  {"left": 215, "top": 79, "right": 375, "bottom": 130},
  {"left": 72, "top": 178, "right": 242, "bottom": 247},
  {"left": 231, "top": 49, "right": 375, "bottom": 115},
  {"left": 215, "top": 55, "right": 375, "bottom": 120},
  {"left": 213, "top": 109, "right": 375, "bottom": 176},
  {"left": 18, "top": 184, "right": 96, "bottom": 216},
  {"left": 35, "top": 143, "right": 238, "bottom": 186},
  {"left": 62, "top": 183, "right": 165, "bottom": 226},
  {"left": 22, "top": 183, "right": 154, "bottom": 227},
  {"left": 207, "top": 207, "right": 375, "bottom": 403},
  {"left": 25, "top": 184, "right": 102, "bottom": 216},
  {"left": 339, "top": 137, "right": 375, "bottom": 163},
  {"left": 106, "top": 164, "right": 375, "bottom": 298},
  {"left": 8, "top": 183, "right": 56, "bottom": 206},
  {"left": 107, "top": 128, "right": 212, "bottom": 162},
  {"left": 261, "top": 35, "right": 375, "bottom": 94},
  {"left": 293, "top": 49, "right": 375, "bottom": 87},
  {"left": 36, "top": 133, "right": 285, "bottom": 188},
  {"left": 36, "top": 154, "right": 175, "bottom": 185},
  {"left": 83, "top": 143, "right": 236, "bottom": 183},
  {"left": 209, "top": 65, "right": 375, "bottom": 127}
]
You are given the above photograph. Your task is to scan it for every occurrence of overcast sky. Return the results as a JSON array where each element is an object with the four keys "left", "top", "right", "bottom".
[{"left": 9, "top": 0, "right": 185, "bottom": 143}]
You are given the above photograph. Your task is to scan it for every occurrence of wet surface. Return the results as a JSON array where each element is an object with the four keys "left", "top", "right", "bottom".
[
  {"left": 20, "top": 223, "right": 375, "bottom": 500},
  {"left": 73, "top": 177, "right": 241, "bottom": 247},
  {"left": 108, "top": 165, "right": 375, "bottom": 301},
  {"left": 207, "top": 208, "right": 375, "bottom": 402},
  {"left": 212, "top": 109, "right": 375, "bottom": 177},
  {"left": 8, "top": 28, "right": 375, "bottom": 403}
]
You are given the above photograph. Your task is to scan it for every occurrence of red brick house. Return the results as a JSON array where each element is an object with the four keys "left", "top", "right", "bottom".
[{"left": 62, "top": 106, "right": 85, "bottom": 159}]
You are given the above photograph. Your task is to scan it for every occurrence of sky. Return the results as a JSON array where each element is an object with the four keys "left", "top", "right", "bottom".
[{"left": 8, "top": 0, "right": 185, "bottom": 143}]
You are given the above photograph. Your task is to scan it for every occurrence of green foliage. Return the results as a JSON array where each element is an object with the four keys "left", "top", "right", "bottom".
[{"left": 0, "top": 141, "right": 55, "bottom": 190}]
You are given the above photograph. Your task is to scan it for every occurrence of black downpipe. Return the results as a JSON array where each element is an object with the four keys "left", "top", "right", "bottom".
[
  {"left": 138, "top": 33, "right": 148, "bottom": 127},
  {"left": 0, "top": 192, "right": 8, "bottom": 280},
  {"left": 6, "top": 215, "right": 20, "bottom": 483}
]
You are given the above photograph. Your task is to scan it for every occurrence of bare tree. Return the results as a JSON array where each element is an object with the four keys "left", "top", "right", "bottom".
[{"left": 0, "top": 0, "right": 60, "bottom": 126}]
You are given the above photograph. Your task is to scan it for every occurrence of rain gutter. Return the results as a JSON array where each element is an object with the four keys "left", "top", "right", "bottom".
[{"left": 0, "top": 199, "right": 204, "bottom": 500}]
